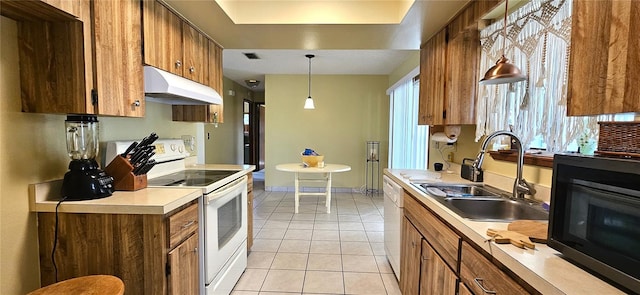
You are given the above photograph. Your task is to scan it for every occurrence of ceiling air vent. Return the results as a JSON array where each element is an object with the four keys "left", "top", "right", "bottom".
[{"left": 243, "top": 52, "right": 260, "bottom": 59}]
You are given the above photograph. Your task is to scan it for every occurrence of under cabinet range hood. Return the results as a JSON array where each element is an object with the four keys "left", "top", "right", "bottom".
[{"left": 143, "top": 66, "right": 222, "bottom": 105}]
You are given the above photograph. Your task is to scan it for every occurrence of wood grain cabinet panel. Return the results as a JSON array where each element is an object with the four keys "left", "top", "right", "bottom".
[
  {"left": 167, "top": 233, "right": 199, "bottom": 295},
  {"left": 419, "top": 28, "right": 447, "bottom": 125},
  {"left": 92, "top": 0, "right": 144, "bottom": 117},
  {"left": 4, "top": 0, "right": 143, "bottom": 117},
  {"left": 567, "top": 0, "right": 640, "bottom": 115},
  {"left": 400, "top": 217, "right": 423, "bottom": 295},
  {"left": 460, "top": 242, "right": 530, "bottom": 295},
  {"left": 182, "top": 23, "right": 207, "bottom": 84},
  {"left": 445, "top": 24, "right": 480, "bottom": 125},
  {"left": 36, "top": 202, "right": 200, "bottom": 294},
  {"left": 418, "top": 0, "right": 501, "bottom": 126},
  {"left": 403, "top": 192, "right": 460, "bottom": 271},
  {"left": 142, "top": 0, "right": 183, "bottom": 76},
  {"left": 420, "top": 240, "right": 457, "bottom": 295}
]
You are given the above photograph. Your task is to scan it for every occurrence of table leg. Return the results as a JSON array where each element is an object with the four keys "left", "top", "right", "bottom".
[
  {"left": 326, "top": 172, "right": 332, "bottom": 213},
  {"left": 294, "top": 172, "right": 300, "bottom": 214}
]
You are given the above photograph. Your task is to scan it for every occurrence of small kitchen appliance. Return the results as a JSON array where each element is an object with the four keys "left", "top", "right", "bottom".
[
  {"left": 61, "top": 115, "right": 114, "bottom": 200},
  {"left": 549, "top": 154, "right": 640, "bottom": 293}
]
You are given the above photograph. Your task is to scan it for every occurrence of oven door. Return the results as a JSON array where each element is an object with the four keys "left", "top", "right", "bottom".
[{"left": 204, "top": 175, "right": 248, "bottom": 286}]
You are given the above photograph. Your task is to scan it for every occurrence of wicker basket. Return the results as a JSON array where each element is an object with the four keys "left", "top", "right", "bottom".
[{"left": 597, "top": 121, "right": 640, "bottom": 157}]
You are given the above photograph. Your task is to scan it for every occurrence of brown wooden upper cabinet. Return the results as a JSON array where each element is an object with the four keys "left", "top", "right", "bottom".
[
  {"left": 419, "top": 28, "right": 447, "bottom": 126},
  {"left": 143, "top": 0, "right": 225, "bottom": 123},
  {"left": 566, "top": 0, "right": 640, "bottom": 115},
  {"left": 3, "top": 0, "right": 144, "bottom": 117},
  {"left": 417, "top": 0, "right": 499, "bottom": 126},
  {"left": 419, "top": 25, "right": 479, "bottom": 126},
  {"left": 143, "top": 0, "right": 207, "bottom": 85}
]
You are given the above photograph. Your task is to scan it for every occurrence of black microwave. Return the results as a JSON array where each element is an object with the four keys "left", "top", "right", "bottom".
[{"left": 549, "top": 154, "right": 640, "bottom": 294}]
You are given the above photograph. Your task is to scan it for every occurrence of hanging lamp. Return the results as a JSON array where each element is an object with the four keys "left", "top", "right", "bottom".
[
  {"left": 304, "top": 54, "right": 316, "bottom": 109},
  {"left": 479, "top": 0, "right": 526, "bottom": 85}
]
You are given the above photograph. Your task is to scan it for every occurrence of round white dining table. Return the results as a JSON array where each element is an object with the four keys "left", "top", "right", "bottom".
[{"left": 275, "top": 163, "right": 351, "bottom": 213}]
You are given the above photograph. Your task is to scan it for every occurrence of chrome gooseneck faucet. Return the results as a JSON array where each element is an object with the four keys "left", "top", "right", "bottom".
[{"left": 472, "top": 130, "right": 536, "bottom": 199}]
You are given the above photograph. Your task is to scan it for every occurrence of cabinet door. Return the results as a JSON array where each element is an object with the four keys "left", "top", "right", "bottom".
[
  {"left": 445, "top": 25, "right": 479, "bottom": 125},
  {"left": 207, "top": 40, "right": 224, "bottom": 123},
  {"left": 92, "top": 0, "right": 144, "bottom": 117},
  {"left": 142, "top": 0, "right": 183, "bottom": 76},
  {"left": 168, "top": 233, "right": 199, "bottom": 295},
  {"left": 419, "top": 28, "right": 447, "bottom": 125},
  {"left": 400, "top": 217, "right": 422, "bottom": 295},
  {"left": 207, "top": 40, "right": 224, "bottom": 94},
  {"left": 183, "top": 23, "right": 207, "bottom": 84},
  {"left": 420, "top": 240, "right": 457, "bottom": 295},
  {"left": 566, "top": 0, "right": 640, "bottom": 115}
]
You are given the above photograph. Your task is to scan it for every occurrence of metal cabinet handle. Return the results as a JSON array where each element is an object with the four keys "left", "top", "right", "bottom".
[
  {"left": 181, "top": 220, "right": 195, "bottom": 229},
  {"left": 193, "top": 247, "right": 198, "bottom": 253},
  {"left": 189, "top": 66, "right": 195, "bottom": 73},
  {"left": 175, "top": 60, "right": 182, "bottom": 68},
  {"left": 132, "top": 100, "right": 141, "bottom": 107},
  {"left": 473, "top": 278, "right": 497, "bottom": 294}
]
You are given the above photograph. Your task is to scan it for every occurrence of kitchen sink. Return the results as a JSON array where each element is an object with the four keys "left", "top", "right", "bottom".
[{"left": 412, "top": 183, "right": 549, "bottom": 221}]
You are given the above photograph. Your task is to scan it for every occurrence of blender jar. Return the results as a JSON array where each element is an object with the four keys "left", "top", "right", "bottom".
[{"left": 65, "top": 115, "right": 99, "bottom": 160}]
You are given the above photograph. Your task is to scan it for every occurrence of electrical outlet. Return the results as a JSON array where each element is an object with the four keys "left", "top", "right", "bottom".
[{"left": 447, "top": 152, "right": 454, "bottom": 162}]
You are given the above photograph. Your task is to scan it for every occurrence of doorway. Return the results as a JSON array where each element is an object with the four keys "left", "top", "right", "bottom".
[{"left": 243, "top": 100, "right": 265, "bottom": 170}]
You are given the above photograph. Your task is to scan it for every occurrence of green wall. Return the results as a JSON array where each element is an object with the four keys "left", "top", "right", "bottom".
[{"left": 264, "top": 74, "right": 389, "bottom": 190}]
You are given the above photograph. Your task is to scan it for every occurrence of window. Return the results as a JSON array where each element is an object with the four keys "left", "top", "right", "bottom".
[
  {"left": 476, "top": 0, "right": 636, "bottom": 153},
  {"left": 388, "top": 71, "right": 428, "bottom": 169}
]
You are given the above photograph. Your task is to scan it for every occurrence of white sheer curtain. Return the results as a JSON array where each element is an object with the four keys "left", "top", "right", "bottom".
[
  {"left": 388, "top": 75, "right": 428, "bottom": 169},
  {"left": 475, "top": 0, "right": 633, "bottom": 152}
]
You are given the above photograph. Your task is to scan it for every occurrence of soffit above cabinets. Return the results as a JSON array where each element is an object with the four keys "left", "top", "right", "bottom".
[{"left": 214, "top": 0, "right": 415, "bottom": 25}]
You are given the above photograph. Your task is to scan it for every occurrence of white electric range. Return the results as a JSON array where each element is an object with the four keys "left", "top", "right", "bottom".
[{"left": 105, "top": 139, "right": 248, "bottom": 295}]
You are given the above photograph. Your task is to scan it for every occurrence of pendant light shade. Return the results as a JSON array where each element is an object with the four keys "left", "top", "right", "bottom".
[
  {"left": 479, "top": 0, "right": 526, "bottom": 85},
  {"left": 304, "top": 54, "right": 315, "bottom": 109},
  {"left": 479, "top": 55, "right": 527, "bottom": 84}
]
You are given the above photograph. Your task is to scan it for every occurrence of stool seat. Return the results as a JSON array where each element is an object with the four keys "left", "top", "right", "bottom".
[{"left": 28, "top": 275, "right": 124, "bottom": 295}]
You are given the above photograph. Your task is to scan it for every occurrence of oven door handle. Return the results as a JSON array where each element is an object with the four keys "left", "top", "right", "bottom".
[{"left": 205, "top": 176, "right": 247, "bottom": 204}]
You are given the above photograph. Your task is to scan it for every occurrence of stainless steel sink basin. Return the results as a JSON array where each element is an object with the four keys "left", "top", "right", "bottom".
[
  {"left": 412, "top": 183, "right": 549, "bottom": 221},
  {"left": 444, "top": 198, "right": 548, "bottom": 221}
]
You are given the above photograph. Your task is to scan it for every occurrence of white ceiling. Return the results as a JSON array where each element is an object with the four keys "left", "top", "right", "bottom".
[{"left": 163, "top": 0, "right": 475, "bottom": 91}]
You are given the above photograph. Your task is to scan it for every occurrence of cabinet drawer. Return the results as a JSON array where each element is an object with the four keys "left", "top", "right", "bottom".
[
  {"left": 460, "top": 242, "right": 530, "bottom": 295},
  {"left": 168, "top": 203, "right": 199, "bottom": 248},
  {"left": 403, "top": 193, "right": 460, "bottom": 272}
]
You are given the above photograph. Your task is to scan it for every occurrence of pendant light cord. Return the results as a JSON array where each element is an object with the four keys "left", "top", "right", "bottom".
[
  {"left": 307, "top": 55, "right": 313, "bottom": 98},
  {"left": 502, "top": 0, "right": 509, "bottom": 56}
]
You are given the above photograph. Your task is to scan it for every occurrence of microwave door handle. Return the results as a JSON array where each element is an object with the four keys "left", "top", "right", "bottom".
[{"left": 205, "top": 176, "right": 246, "bottom": 204}]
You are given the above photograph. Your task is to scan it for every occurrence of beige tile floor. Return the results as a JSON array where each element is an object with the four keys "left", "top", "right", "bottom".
[{"left": 232, "top": 178, "right": 400, "bottom": 295}]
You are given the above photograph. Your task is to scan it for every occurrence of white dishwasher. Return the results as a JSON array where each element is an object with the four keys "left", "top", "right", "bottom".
[{"left": 383, "top": 175, "right": 404, "bottom": 280}]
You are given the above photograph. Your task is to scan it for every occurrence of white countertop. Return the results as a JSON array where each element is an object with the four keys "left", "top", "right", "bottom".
[
  {"left": 384, "top": 168, "right": 624, "bottom": 295},
  {"left": 30, "top": 164, "right": 254, "bottom": 215}
]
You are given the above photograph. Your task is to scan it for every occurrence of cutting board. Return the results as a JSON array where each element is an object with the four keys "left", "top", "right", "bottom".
[
  {"left": 507, "top": 220, "right": 548, "bottom": 243},
  {"left": 486, "top": 228, "right": 536, "bottom": 249}
]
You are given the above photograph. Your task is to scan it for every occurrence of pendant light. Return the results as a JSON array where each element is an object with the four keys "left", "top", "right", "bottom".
[
  {"left": 479, "top": 0, "right": 526, "bottom": 85},
  {"left": 304, "top": 54, "right": 316, "bottom": 109}
]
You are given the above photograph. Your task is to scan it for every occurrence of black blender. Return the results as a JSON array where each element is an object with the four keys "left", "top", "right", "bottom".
[{"left": 61, "top": 115, "right": 114, "bottom": 200}]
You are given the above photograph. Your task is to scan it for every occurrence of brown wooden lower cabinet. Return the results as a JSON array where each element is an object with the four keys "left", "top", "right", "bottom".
[
  {"left": 36, "top": 201, "right": 200, "bottom": 294},
  {"left": 400, "top": 216, "right": 457, "bottom": 295},
  {"left": 400, "top": 190, "right": 537, "bottom": 295}
]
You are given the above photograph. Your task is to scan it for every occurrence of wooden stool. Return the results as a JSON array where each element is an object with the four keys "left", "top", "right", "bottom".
[{"left": 28, "top": 275, "right": 124, "bottom": 295}]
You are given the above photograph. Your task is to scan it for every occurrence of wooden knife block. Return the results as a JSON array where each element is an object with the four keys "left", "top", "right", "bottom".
[{"left": 104, "top": 155, "right": 147, "bottom": 191}]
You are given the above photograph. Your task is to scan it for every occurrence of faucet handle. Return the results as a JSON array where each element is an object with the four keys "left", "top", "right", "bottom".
[{"left": 517, "top": 178, "right": 536, "bottom": 196}]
